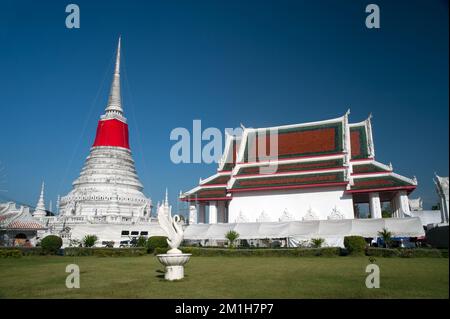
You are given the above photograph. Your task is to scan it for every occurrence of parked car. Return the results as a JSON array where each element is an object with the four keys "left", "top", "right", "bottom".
[
  {"left": 102, "top": 241, "right": 114, "bottom": 248},
  {"left": 119, "top": 240, "right": 131, "bottom": 248}
]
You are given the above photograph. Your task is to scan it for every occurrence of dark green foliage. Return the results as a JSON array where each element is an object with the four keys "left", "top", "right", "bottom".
[
  {"left": 83, "top": 235, "right": 98, "bottom": 248},
  {"left": 366, "top": 247, "right": 444, "bottom": 258},
  {"left": 156, "top": 247, "right": 342, "bottom": 257},
  {"left": 146, "top": 236, "right": 168, "bottom": 253},
  {"left": 310, "top": 238, "right": 325, "bottom": 248},
  {"left": 399, "top": 248, "right": 442, "bottom": 258},
  {"left": 136, "top": 236, "right": 147, "bottom": 247},
  {"left": 377, "top": 228, "right": 393, "bottom": 248},
  {"left": 0, "top": 247, "right": 43, "bottom": 256},
  {"left": 0, "top": 249, "right": 22, "bottom": 258},
  {"left": 225, "top": 230, "right": 240, "bottom": 248},
  {"left": 64, "top": 247, "right": 146, "bottom": 257},
  {"left": 366, "top": 247, "right": 400, "bottom": 257},
  {"left": 343, "top": 236, "right": 366, "bottom": 255},
  {"left": 40, "top": 235, "right": 63, "bottom": 254}
]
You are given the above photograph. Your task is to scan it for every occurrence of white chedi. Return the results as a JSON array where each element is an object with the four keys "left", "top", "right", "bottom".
[
  {"left": 58, "top": 38, "right": 152, "bottom": 222},
  {"left": 33, "top": 182, "right": 47, "bottom": 218}
]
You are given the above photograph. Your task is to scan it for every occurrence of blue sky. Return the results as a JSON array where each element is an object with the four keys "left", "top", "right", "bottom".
[{"left": 0, "top": 0, "right": 448, "bottom": 212}]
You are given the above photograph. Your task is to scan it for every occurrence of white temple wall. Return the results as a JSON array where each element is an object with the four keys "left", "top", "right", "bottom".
[
  {"left": 228, "top": 186, "right": 354, "bottom": 222},
  {"left": 61, "top": 223, "right": 167, "bottom": 248}
]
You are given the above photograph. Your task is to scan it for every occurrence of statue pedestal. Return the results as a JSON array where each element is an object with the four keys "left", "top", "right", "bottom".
[{"left": 157, "top": 253, "right": 192, "bottom": 281}]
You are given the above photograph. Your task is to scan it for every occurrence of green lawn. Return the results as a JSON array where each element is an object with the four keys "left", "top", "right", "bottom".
[{"left": 0, "top": 255, "right": 448, "bottom": 298}]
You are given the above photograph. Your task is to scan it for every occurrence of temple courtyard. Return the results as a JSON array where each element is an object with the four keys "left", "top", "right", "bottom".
[{"left": 0, "top": 256, "right": 448, "bottom": 298}]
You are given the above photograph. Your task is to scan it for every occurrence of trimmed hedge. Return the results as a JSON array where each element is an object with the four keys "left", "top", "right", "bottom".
[
  {"left": 0, "top": 247, "right": 44, "bottom": 256},
  {"left": 0, "top": 249, "right": 22, "bottom": 258},
  {"left": 154, "top": 247, "right": 341, "bottom": 257},
  {"left": 366, "top": 247, "right": 444, "bottom": 258},
  {"left": 398, "top": 248, "right": 442, "bottom": 258},
  {"left": 366, "top": 247, "right": 400, "bottom": 257},
  {"left": 64, "top": 247, "right": 146, "bottom": 257},
  {"left": 344, "top": 236, "right": 366, "bottom": 256}
]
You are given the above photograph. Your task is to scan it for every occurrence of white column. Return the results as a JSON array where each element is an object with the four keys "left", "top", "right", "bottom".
[
  {"left": 369, "top": 192, "right": 382, "bottom": 219},
  {"left": 189, "top": 204, "right": 197, "bottom": 224},
  {"left": 440, "top": 196, "right": 449, "bottom": 223},
  {"left": 209, "top": 201, "right": 218, "bottom": 224},
  {"left": 198, "top": 204, "right": 206, "bottom": 224},
  {"left": 398, "top": 190, "right": 410, "bottom": 217}
]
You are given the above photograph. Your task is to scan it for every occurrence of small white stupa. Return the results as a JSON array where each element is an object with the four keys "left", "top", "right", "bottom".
[{"left": 33, "top": 182, "right": 47, "bottom": 218}]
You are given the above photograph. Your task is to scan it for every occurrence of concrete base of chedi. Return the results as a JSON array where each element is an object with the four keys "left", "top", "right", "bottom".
[{"left": 157, "top": 253, "right": 192, "bottom": 281}]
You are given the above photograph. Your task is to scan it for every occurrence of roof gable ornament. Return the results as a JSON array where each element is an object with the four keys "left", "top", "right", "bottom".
[
  {"left": 257, "top": 210, "right": 271, "bottom": 223},
  {"left": 279, "top": 208, "right": 293, "bottom": 222},
  {"left": 303, "top": 207, "right": 318, "bottom": 221},
  {"left": 235, "top": 211, "right": 248, "bottom": 223},
  {"left": 366, "top": 113, "right": 375, "bottom": 157}
]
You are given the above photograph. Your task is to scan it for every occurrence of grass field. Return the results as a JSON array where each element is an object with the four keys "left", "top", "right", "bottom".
[{"left": 0, "top": 255, "right": 448, "bottom": 298}]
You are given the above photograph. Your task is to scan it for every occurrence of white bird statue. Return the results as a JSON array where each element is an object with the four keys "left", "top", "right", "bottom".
[{"left": 157, "top": 190, "right": 184, "bottom": 254}]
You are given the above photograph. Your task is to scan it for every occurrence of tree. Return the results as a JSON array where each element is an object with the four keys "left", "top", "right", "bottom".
[
  {"left": 225, "top": 230, "right": 240, "bottom": 248},
  {"left": 377, "top": 228, "right": 392, "bottom": 248},
  {"left": 310, "top": 238, "right": 325, "bottom": 248},
  {"left": 83, "top": 234, "right": 98, "bottom": 248}
]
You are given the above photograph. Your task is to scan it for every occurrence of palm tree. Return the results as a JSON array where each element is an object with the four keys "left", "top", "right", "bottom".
[
  {"left": 225, "top": 230, "right": 240, "bottom": 248},
  {"left": 377, "top": 228, "right": 392, "bottom": 248}
]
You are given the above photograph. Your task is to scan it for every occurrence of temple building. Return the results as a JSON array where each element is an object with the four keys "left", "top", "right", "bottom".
[
  {"left": 0, "top": 202, "right": 47, "bottom": 247},
  {"left": 181, "top": 112, "right": 418, "bottom": 224}
]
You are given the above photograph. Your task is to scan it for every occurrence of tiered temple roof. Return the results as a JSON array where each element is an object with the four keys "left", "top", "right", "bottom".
[
  {"left": 180, "top": 111, "right": 417, "bottom": 202},
  {"left": 0, "top": 203, "right": 47, "bottom": 231}
]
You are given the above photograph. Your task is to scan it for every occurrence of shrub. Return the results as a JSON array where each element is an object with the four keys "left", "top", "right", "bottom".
[
  {"left": 40, "top": 235, "right": 63, "bottom": 254},
  {"left": 83, "top": 235, "right": 98, "bottom": 248},
  {"left": 310, "top": 238, "right": 325, "bottom": 248},
  {"left": 146, "top": 236, "right": 168, "bottom": 253},
  {"left": 136, "top": 236, "right": 147, "bottom": 248},
  {"left": 225, "top": 230, "right": 240, "bottom": 248},
  {"left": 344, "top": 236, "right": 366, "bottom": 256}
]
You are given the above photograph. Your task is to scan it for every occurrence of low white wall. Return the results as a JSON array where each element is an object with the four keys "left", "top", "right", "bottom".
[{"left": 228, "top": 186, "right": 354, "bottom": 222}]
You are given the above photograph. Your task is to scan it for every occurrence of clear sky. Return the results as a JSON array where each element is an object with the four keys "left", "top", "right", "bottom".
[{"left": 0, "top": 0, "right": 448, "bottom": 212}]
